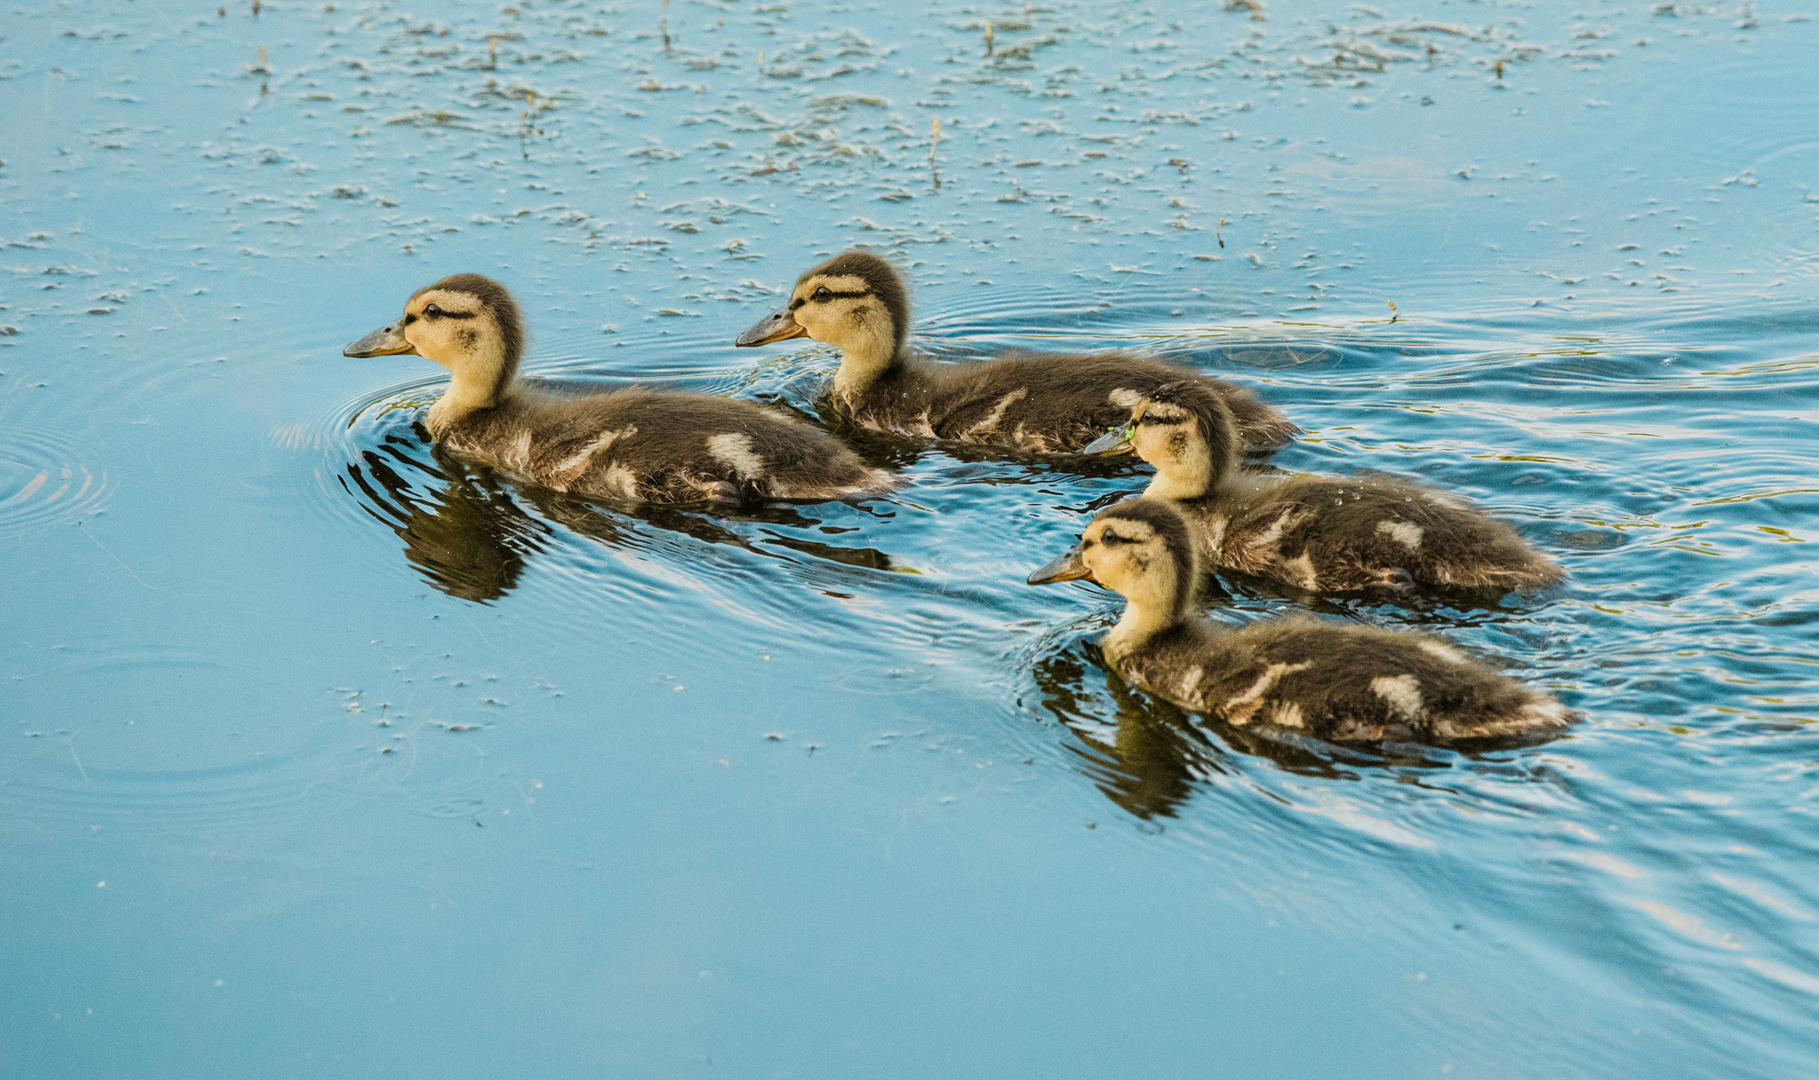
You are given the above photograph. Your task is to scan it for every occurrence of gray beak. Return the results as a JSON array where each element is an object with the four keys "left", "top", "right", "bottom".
[
  {"left": 1081, "top": 424, "right": 1136, "bottom": 456},
  {"left": 736, "top": 308, "right": 810, "bottom": 347},
  {"left": 1027, "top": 543, "right": 1092, "bottom": 586},
  {"left": 343, "top": 321, "right": 416, "bottom": 358}
]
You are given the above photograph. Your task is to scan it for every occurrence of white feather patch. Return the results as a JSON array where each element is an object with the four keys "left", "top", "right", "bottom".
[
  {"left": 1269, "top": 701, "right": 1306, "bottom": 729},
  {"left": 1370, "top": 674, "right": 1425, "bottom": 720},
  {"left": 1519, "top": 699, "right": 1573, "bottom": 729},
  {"left": 706, "top": 432, "right": 766, "bottom": 480},
  {"left": 963, "top": 388, "right": 1027, "bottom": 439},
  {"left": 1280, "top": 552, "right": 1318, "bottom": 589},
  {"left": 551, "top": 425, "right": 634, "bottom": 482},
  {"left": 1418, "top": 641, "right": 1465, "bottom": 664},
  {"left": 1223, "top": 660, "right": 1313, "bottom": 725},
  {"left": 601, "top": 463, "right": 639, "bottom": 499},
  {"left": 1249, "top": 510, "right": 1297, "bottom": 552},
  {"left": 1376, "top": 520, "right": 1425, "bottom": 550},
  {"left": 505, "top": 430, "right": 533, "bottom": 472}
]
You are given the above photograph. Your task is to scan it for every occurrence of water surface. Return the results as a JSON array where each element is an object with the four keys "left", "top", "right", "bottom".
[{"left": 4, "top": 0, "right": 1818, "bottom": 1076}]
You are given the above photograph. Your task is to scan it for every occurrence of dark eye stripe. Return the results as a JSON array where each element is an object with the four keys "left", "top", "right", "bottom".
[
  {"left": 811, "top": 289, "right": 869, "bottom": 301},
  {"left": 1137, "top": 413, "right": 1185, "bottom": 426}
]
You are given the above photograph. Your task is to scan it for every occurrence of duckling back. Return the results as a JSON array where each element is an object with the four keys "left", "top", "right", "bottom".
[
  {"left": 1122, "top": 616, "right": 1572, "bottom": 744},
  {"left": 438, "top": 386, "right": 891, "bottom": 503},
  {"left": 855, "top": 350, "right": 1296, "bottom": 455},
  {"left": 1197, "top": 473, "right": 1564, "bottom": 593}
]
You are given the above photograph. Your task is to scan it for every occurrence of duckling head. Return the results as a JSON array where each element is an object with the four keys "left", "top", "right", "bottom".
[
  {"left": 736, "top": 250, "right": 908, "bottom": 394},
  {"left": 1028, "top": 499, "right": 1200, "bottom": 655},
  {"left": 1082, "top": 381, "right": 1238, "bottom": 501},
  {"left": 345, "top": 273, "right": 525, "bottom": 414}
]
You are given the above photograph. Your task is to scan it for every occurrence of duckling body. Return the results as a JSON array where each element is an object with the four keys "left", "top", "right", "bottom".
[
  {"left": 1087, "top": 382, "right": 1564, "bottom": 593},
  {"left": 736, "top": 251, "right": 1297, "bottom": 456},
  {"left": 432, "top": 384, "right": 891, "bottom": 502},
  {"left": 345, "top": 274, "right": 892, "bottom": 504},
  {"left": 1028, "top": 500, "right": 1574, "bottom": 744}
]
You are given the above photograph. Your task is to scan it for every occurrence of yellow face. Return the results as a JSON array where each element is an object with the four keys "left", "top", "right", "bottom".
[
  {"left": 735, "top": 272, "right": 893, "bottom": 355},
  {"left": 344, "top": 287, "right": 489, "bottom": 367},
  {"left": 1027, "top": 514, "right": 1162, "bottom": 590},
  {"left": 1078, "top": 515, "right": 1161, "bottom": 591},
  {"left": 396, "top": 288, "right": 489, "bottom": 368},
  {"left": 783, "top": 273, "right": 877, "bottom": 345},
  {"left": 1126, "top": 401, "right": 1195, "bottom": 468},
  {"left": 1084, "top": 399, "right": 1196, "bottom": 463}
]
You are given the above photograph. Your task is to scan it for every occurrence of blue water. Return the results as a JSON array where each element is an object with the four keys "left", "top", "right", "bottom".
[{"left": 4, "top": 0, "right": 1818, "bottom": 1076}]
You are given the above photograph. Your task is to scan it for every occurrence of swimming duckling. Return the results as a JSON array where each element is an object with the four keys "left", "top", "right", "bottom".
[
  {"left": 1027, "top": 499, "right": 1574, "bottom": 743},
  {"left": 1083, "top": 381, "right": 1564, "bottom": 594},
  {"left": 735, "top": 251, "right": 1297, "bottom": 456},
  {"left": 344, "top": 274, "right": 893, "bottom": 503}
]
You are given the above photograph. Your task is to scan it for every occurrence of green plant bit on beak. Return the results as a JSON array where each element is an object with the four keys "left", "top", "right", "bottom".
[{"left": 1081, "top": 424, "right": 1136, "bottom": 456}]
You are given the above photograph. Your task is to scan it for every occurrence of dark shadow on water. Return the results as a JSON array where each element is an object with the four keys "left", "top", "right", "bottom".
[
  {"left": 342, "top": 435, "right": 552, "bottom": 604},
  {"left": 1030, "top": 642, "right": 1360, "bottom": 820},
  {"left": 342, "top": 426, "right": 899, "bottom": 601},
  {"left": 1029, "top": 636, "right": 1566, "bottom": 821},
  {"left": 519, "top": 486, "right": 898, "bottom": 572}
]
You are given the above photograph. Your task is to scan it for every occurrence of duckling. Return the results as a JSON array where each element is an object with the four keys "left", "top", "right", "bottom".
[
  {"left": 735, "top": 250, "right": 1297, "bottom": 456},
  {"left": 1027, "top": 499, "right": 1574, "bottom": 744},
  {"left": 344, "top": 274, "right": 893, "bottom": 504},
  {"left": 1083, "top": 381, "right": 1564, "bottom": 594}
]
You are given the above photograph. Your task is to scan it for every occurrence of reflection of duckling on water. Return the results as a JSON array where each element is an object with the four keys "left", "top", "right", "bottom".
[
  {"left": 1027, "top": 500, "right": 1574, "bottom": 744},
  {"left": 344, "top": 274, "right": 894, "bottom": 503},
  {"left": 735, "top": 251, "right": 1297, "bottom": 456},
  {"left": 1083, "top": 381, "right": 1564, "bottom": 594}
]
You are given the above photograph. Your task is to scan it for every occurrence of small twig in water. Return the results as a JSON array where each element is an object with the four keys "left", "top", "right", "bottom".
[
  {"left": 661, "top": 0, "right": 671, "bottom": 54},
  {"left": 1387, "top": 300, "right": 1399, "bottom": 323},
  {"left": 69, "top": 734, "right": 89, "bottom": 781},
  {"left": 518, "top": 90, "right": 540, "bottom": 160},
  {"left": 929, "top": 117, "right": 942, "bottom": 190},
  {"left": 77, "top": 521, "right": 163, "bottom": 591},
  {"left": 985, "top": 21, "right": 995, "bottom": 56},
  {"left": 1216, "top": 217, "right": 1226, "bottom": 248}
]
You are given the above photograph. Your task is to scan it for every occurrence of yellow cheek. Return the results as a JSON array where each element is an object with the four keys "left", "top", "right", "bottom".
[{"left": 404, "top": 323, "right": 445, "bottom": 362}]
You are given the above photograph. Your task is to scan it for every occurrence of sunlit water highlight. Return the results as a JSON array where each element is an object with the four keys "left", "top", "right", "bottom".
[{"left": 3, "top": 0, "right": 1817, "bottom": 1076}]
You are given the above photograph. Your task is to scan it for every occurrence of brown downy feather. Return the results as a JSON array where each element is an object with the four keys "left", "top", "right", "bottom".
[
  {"left": 436, "top": 387, "right": 895, "bottom": 503},
  {"left": 854, "top": 349, "right": 1294, "bottom": 455},
  {"left": 1040, "top": 499, "right": 1574, "bottom": 745},
  {"left": 1132, "top": 382, "right": 1564, "bottom": 594}
]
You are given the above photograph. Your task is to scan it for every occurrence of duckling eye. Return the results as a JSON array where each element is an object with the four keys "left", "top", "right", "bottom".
[
  {"left": 812, "top": 286, "right": 833, "bottom": 302},
  {"left": 423, "top": 303, "right": 444, "bottom": 319}
]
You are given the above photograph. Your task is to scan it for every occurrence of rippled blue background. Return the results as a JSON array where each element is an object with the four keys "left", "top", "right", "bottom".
[{"left": 4, "top": 0, "right": 1817, "bottom": 1076}]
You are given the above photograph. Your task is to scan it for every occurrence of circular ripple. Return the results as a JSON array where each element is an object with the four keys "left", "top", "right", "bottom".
[{"left": 0, "top": 425, "right": 110, "bottom": 537}]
